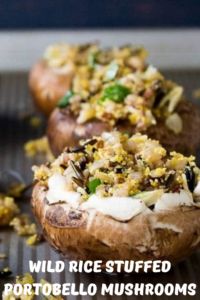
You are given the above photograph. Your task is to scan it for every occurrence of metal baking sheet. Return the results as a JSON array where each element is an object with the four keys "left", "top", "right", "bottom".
[{"left": 0, "top": 70, "right": 200, "bottom": 299}]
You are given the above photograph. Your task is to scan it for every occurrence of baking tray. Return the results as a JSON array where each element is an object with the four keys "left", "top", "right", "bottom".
[{"left": 0, "top": 70, "right": 200, "bottom": 299}]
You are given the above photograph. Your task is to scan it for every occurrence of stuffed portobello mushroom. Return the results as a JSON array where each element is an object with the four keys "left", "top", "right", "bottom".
[
  {"left": 29, "top": 43, "right": 147, "bottom": 116},
  {"left": 29, "top": 43, "right": 200, "bottom": 156},
  {"left": 47, "top": 58, "right": 200, "bottom": 155},
  {"left": 32, "top": 131, "right": 200, "bottom": 265}
]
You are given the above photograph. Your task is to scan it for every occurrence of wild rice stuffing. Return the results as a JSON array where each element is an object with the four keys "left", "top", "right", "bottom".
[
  {"left": 44, "top": 43, "right": 183, "bottom": 133},
  {"left": 33, "top": 131, "right": 200, "bottom": 201}
]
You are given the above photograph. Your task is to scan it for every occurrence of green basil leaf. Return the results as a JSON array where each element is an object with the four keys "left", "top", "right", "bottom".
[
  {"left": 104, "top": 62, "right": 119, "bottom": 81},
  {"left": 87, "top": 178, "right": 101, "bottom": 194},
  {"left": 57, "top": 90, "right": 74, "bottom": 108},
  {"left": 101, "top": 84, "right": 131, "bottom": 103}
]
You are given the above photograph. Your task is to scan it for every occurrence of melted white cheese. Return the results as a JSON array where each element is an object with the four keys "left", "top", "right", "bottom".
[
  {"left": 154, "top": 189, "right": 193, "bottom": 211},
  {"left": 81, "top": 195, "right": 148, "bottom": 221},
  {"left": 46, "top": 173, "right": 80, "bottom": 207},
  {"left": 45, "top": 174, "right": 197, "bottom": 222}
]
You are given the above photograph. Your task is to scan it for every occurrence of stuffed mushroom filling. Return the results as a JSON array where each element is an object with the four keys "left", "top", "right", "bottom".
[
  {"left": 33, "top": 132, "right": 200, "bottom": 222},
  {"left": 44, "top": 43, "right": 183, "bottom": 134}
]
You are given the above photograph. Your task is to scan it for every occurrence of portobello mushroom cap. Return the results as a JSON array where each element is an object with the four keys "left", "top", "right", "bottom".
[
  {"left": 29, "top": 60, "right": 73, "bottom": 116},
  {"left": 32, "top": 183, "right": 200, "bottom": 264}
]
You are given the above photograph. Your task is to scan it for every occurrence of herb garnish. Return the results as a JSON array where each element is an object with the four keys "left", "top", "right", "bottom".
[
  {"left": 100, "top": 84, "right": 131, "bottom": 103},
  {"left": 57, "top": 90, "right": 74, "bottom": 108},
  {"left": 87, "top": 178, "right": 101, "bottom": 194}
]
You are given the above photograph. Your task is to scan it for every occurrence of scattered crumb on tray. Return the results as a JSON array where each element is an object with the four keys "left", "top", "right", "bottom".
[
  {"left": 0, "top": 195, "right": 41, "bottom": 246},
  {"left": 24, "top": 136, "right": 54, "bottom": 161},
  {"left": 26, "top": 233, "right": 43, "bottom": 246},
  {"left": 0, "top": 196, "right": 19, "bottom": 226},
  {"left": 10, "top": 214, "right": 37, "bottom": 236}
]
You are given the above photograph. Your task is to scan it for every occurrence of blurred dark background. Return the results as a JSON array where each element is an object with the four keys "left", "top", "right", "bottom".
[{"left": 0, "top": 0, "right": 200, "bottom": 29}]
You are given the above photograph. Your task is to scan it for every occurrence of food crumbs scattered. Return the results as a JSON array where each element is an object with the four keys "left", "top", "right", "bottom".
[
  {"left": 24, "top": 136, "right": 54, "bottom": 161},
  {"left": 10, "top": 215, "right": 37, "bottom": 236},
  {"left": 0, "top": 196, "right": 19, "bottom": 226},
  {"left": 26, "top": 233, "right": 42, "bottom": 246},
  {"left": 0, "top": 194, "right": 40, "bottom": 246}
]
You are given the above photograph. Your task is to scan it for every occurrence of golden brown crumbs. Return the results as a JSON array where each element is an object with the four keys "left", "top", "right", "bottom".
[
  {"left": 0, "top": 196, "right": 19, "bottom": 226},
  {"left": 26, "top": 233, "right": 42, "bottom": 246},
  {"left": 34, "top": 131, "right": 199, "bottom": 199},
  {"left": 45, "top": 43, "right": 184, "bottom": 133},
  {"left": 24, "top": 136, "right": 54, "bottom": 161},
  {"left": 10, "top": 215, "right": 37, "bottom": 236},
  {"left": 0, "top": 193, "right": 40, "bottom": 246}
]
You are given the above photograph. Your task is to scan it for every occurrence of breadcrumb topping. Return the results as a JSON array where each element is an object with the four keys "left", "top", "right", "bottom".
[
  {"left": 44, "top": 43, "right": 183, "bottom": 133},
  {"left": 33, "top": 131, "right": 199, "bottom": 200}
]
